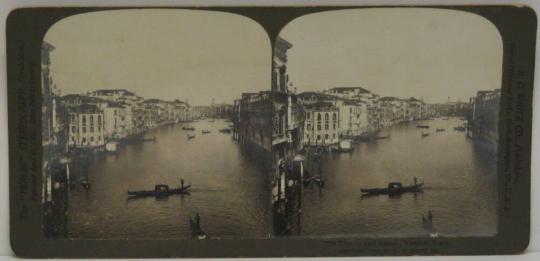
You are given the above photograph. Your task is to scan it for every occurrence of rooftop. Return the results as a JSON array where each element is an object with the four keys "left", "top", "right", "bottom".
[{"left": 328, "top": 86, "right": 370, "bottom": 94}]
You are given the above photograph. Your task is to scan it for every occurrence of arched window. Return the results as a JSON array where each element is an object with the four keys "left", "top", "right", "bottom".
[
  {"left": 82, "top": 115, "right": 86, "bottom": 125},
  {"left": 90, "top": 115, "right": 94, "bottom": 124},
  {"left": 325, "top": 134, "right": 329, "bottom": 140},
  {"left": 317, "top": 135, "right": 321, "bottom": 140},
  {"left": 333, "top": 113, "right": 337, "bottom": 121},
  {"left": 317, "top": 113, "right": 321, "bottom": 121},
  {"left": 325, "top": 113, "right": 329, "bottom": 121}
]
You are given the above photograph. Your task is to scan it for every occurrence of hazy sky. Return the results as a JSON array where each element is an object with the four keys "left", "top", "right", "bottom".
[
  {"left": 280, "top": 8, "right": 503, "bottom": 103},
  {"left": 45, "top": 9, "right": 270, "bottom": 106}
]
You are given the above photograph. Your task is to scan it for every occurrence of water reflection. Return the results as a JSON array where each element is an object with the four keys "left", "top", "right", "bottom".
[
  {"left": 67, "top": 119, "right": 270, "bottom": 239},
  {"left": 296, "top": 118, "right": 497, "bottom": 237}
]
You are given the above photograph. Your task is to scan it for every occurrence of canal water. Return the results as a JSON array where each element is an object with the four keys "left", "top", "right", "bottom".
[
  {"left": 298, "top": 118, "right": 498, "bottom": 238},
  {"left": 67, "top": 119, "right": 271, "bottom": 239}
]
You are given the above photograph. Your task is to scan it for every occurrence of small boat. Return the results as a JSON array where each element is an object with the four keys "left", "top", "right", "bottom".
[
  {"left": 202, "top": 129, "right": 211, "bottom": 134},
  {"left": 128, "top": 184, "right": 191, "bottom": 198},
  {"left": 338, "top": 139, "right": 353, "bottom": 152},
  {"left": 182, "top": 126, "right": 195, "bottom": 131},
  {"left": 313, "top": 175, "right": 325, "bottom": 187},
  {"left": 361, "top": 182, "right": 423, "bottom": 196},
  {"left": 416, "top": 125, "right": 430, "bottom": 129},
  {"left": 422, "top": 131, "right": 430, "bottom": 137},
  {"left": 436, "top": 128, "right": 445, "bottom": 132},
  {"left": 219, "top": 128, "right": 232, "bottom": 134},
  {"left": 454, "top": 126, "right": 466, "bottom": 131},
  {"left": 80, "top": 178, "right": 90, "bottom": 189},
  {"left": 374, "top": 134, "right": 390, "bottom": 140},
  {"left": 187, "top": 134, "right": 196, "bottom": 139},
  {"left": 140, "top": 136, "right": 156, "bottom": 142}
]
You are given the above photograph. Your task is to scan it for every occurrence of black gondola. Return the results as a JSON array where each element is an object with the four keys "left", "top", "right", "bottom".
[
  {"left": 219, "top": 128, "right": 232, "bottom": 134},
  {"left": 436, "top": 128, "right": 445, "bottom": 132},
  {"left": 361, "top": 182, "right": 423, "bottom": 196},
  {"left": 182, "top": 126, "right": 195, "bottom": 131},
  {"left": 416, "top": 125, "right": 430, "bottom": 129},
  {"left": 128, "top": 184, "right": 191, "bottom": 198}
]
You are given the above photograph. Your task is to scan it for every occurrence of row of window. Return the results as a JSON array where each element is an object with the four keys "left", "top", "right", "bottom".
[
  {"left": 306, "top": 123, "right": 338, "bottom": 131},
  {"left": 71, "top": 114, "right": 103, "bottom": 125},
  {"left": 70, "top": 135, "right": 102, "bottom": 144},
  {"left": 306, "top": 133, "right": 336, "bottom": 140},
  {"left": 306, "top": 112, "right": 338, "bottom": 121},
  {"left": 71, "top": 125, "right": 102, "bottom": 134}
]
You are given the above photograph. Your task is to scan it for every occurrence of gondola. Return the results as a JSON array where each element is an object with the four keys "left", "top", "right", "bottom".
[
  {"left": 361, "top": 182, "right": 423, "bottom": 196},
  {"left": 128, "top": 184, "right": 191, "bottom": 198},
  {"left": 182, "top": 126, "right": 195, "bottom": 131},
  {"left": 422, "top": 131, "right": 430, "bottom": 137},
  {"left": 219, "top": 128, "right": 232, "bottom": 134},
  {"left": 416, "top": 125, "right": 430, "bottom": 129},
  {"left": 436, "top": 128, "right": 445, "bottom": 132},
  {"left": 202, "top": 129, "right": 211, "bottom": 134}
]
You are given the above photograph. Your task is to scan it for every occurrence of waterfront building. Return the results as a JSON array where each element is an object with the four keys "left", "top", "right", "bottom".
[
  {"left": 67, "top": 104, "right": 106, "bottom": 149},
  {"left": 407, "top": 97, "right": 428, "bottom": 120},
  {"left": 171, "top": 99, "right": 192, "bottom": 122},
  {"left": 271, "top": 37, "right": 307, "bottom": 235},
  {"left": 334, "top": 99, "right": 368, "bottom": 137},
  {"left": 237, "top": 92, "right": 273, "bottom": 153},
  {"left": 302, "top": 101, "right": 339, "bottom": 145},
  {"left": 380, "top": 96, "right": 411, "bottom": 126},
  {"left": 101, "top": 102, "right": 134, "bottom": 140},
  {"left": 468, "top": 89, "right": 500, "bottom": 155},
  {"left": 42, "top": 41, "right": 71, "bottom": 237}
]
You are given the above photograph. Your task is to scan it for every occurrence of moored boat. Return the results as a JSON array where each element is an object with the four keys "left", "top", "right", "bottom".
[
  {"left": 416, "top": 125, "right": 430, "bottom": 129},
  {"left": 338, "top": 139, "right": 353, "bottom": 152},
  {"left": 374, "top": 134, "right": 390, "bottom": 140},
  {"left": 202, "top": 129, "right": 211, "bottom": 134},
  {"left": 219, "top": 128, "right": 232, "bottom": 134},
  {"left": 422, "top": 131, "right": 429, "bottom": 137},
  {"left": 182, "top": 126, "right": 196, "bottom": 131},
  {"left": 454, "top": 126, "right": 466, "bottom": 131},
  {"left": 436, "top": 128, "right": 445, "bottom": 132}
]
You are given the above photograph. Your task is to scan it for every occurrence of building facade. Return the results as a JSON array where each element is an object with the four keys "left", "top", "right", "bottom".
[{"left": 67, "top": 104, "right": 106, "bottom": 149}]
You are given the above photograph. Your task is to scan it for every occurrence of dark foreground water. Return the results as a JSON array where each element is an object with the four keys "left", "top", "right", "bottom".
[
  {"left": 299, "top": 118, "right": 497, "bottom": 238},
  {"left": 67, "top": 119, "right": 270, "bottom": 239}
]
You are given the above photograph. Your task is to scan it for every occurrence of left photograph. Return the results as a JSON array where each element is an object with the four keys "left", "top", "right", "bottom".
[{"left": 41, "top": 9, "right": 272, "bottom": 239}]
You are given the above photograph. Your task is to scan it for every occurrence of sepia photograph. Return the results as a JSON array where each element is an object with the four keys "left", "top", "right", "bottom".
[
  {"left": 41, "top": 9, "right": 272, "bottom": 239},
  {"left": 7, "top": 4, "right": 535, "bottom": 258},
  {"left": 271, "top": 8, "right": 501, "bottom": 237}
]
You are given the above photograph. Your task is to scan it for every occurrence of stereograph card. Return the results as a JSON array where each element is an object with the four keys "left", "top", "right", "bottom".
[{"left": 5, "top": 5, "right": 535, "bottom": 258}]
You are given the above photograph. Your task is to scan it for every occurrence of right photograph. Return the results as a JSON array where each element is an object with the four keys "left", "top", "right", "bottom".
[{"left": 271, "top": 8, "right": 501, "bottom": 238}]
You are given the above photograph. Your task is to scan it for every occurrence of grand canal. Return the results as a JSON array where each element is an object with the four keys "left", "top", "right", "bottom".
[
  {"left": 297, "top": 118, "right": 498, "bottom": 237},
  {"left": 67, "top": 119, "right": 271, "bottom": 239}
]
